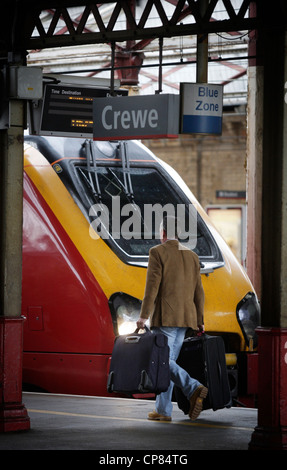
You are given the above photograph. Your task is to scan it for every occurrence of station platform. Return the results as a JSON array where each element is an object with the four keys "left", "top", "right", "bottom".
[{"left": 0, "top": 392, "right": 257, "bottom": 452}]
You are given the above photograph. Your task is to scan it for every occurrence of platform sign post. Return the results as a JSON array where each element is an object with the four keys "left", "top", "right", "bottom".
[{"left": 180, "top": 83, "right": 223, "bottom": 135}]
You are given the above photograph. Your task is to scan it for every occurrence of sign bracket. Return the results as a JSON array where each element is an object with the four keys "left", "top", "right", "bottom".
[
  {"left": 155, "top": 37, "right": 163, "bottom": 94},
  {"left": 110, "top": 41, "right": 116, "bottom": 97}
]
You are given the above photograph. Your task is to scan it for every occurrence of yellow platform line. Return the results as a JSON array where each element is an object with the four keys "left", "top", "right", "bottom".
[{"left": 27, "top": 408, "right": 253, "bottom": 432}]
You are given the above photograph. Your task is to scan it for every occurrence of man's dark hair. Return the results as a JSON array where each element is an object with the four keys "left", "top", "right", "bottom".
[{"left": 161, "top": 215, "right": 179, "bottom": 239}]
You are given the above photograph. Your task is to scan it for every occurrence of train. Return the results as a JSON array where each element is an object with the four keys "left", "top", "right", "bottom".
[{"left": 22, "top": 134, "right": 260, "bottom": 406}]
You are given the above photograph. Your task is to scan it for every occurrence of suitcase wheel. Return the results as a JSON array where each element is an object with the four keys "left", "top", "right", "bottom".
[{"left": 107, "top": 371, "right": 114, "bottom": 393}]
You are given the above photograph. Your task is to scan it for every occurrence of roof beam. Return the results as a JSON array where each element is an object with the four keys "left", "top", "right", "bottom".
[
  {"left": 27, "top": 18, "right": 258, "bottom": 50},
  {"left": 24, "top": 0, "right": 258, "bottom": 51}
]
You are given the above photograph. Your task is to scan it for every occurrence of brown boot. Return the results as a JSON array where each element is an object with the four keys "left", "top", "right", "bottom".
[
  {"left": 148, "top": 410, "right": 172, "bottom": 421},
  {"left": 189, "top": 385, "right": 208, "bottom": 421}
]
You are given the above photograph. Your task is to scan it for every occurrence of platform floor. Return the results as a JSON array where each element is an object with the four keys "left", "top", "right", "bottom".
[{"left": 0, "top": 392, "right": 257, "bottom": 452}]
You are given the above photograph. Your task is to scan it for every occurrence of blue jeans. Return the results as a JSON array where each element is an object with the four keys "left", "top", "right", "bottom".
[{"left": 153, "top": 327, "right": 201, "bottom": 417}]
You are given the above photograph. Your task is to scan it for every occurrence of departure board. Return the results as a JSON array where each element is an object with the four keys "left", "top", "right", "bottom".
[{"left": 37, "top": 83, "right": 127, "bottom": 137}]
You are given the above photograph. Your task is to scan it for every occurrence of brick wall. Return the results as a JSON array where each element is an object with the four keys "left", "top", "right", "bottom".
[{"left": 145, "top": 113, "right": 247, "bottom": 210}]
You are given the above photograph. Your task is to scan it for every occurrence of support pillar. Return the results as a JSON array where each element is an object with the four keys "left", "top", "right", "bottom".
[
  {"left": 248, "top": 12, "right": 287, "bottom": 450},
  {"left": 246, "top": 24, "right": 263, "bottom": 299},
  {"left": 0, "top": 317, "right": 30, "bottom": 432},
  {"left": 0, "top": 98, "right": 30, "bottom": 432},
  {"left": 249, "top": 328, "right": 287, "bottom": 450}
]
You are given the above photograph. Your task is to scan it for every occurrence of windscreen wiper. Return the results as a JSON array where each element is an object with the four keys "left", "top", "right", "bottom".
[
  {"left": 117, "top": 141, "right": 134, "bottom": 200},
  {"left": 82, "top": 139, "right": 102, "bottom": 201}
]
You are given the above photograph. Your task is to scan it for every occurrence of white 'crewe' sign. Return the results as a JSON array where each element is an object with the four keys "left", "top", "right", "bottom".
[
  {"left": 101, "top": 105, "right": 158, "bottom": 130},
  {"left": 180, "top": 83, "right": 223, "bottom": 135},
  {"left": 93, "top": 94, "right": 179, "bottom": 140}
]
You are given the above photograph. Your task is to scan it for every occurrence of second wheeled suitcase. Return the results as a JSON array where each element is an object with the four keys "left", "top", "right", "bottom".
[
  {"left": 107, "top": 326, "right": 170, "bottom": 395},
  {"left": 174, "top": 334, "right": 232, "bottom": 413}
]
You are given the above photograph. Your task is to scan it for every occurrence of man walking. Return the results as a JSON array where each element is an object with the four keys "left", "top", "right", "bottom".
[{"left": 137, "top": 215, "right": 208, "bottom": 421}]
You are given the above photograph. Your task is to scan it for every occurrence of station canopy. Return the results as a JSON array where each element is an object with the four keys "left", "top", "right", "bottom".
[{"left": 25, "top": 1, "right": 250, "bottom": 108}]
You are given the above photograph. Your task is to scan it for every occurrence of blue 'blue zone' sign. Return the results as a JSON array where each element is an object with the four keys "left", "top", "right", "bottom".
[{"left": 180, "top": 83, "right": 223, "bottom": 135}]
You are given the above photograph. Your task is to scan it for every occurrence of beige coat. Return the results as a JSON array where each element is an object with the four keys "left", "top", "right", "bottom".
[{"left": 140, "top": 240, "right": 205, "bottom": 329}]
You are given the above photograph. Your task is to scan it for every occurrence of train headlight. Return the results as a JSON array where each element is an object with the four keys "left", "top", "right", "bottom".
[
  {"left": 236, "top": 292, "right": 260, "bottom": 349},
  {"left": 109, "top": 293, "right": 142, "bottom": 336}
]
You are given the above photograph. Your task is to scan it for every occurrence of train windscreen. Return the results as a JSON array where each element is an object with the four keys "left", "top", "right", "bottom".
[
  {"left": 27, "top": 135, "right": 223, "bottom": 266},
  {"left": 73, "top": 164, "right": 223, "bottom": 266}
]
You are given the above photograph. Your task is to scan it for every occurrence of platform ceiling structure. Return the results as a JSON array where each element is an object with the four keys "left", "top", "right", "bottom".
[
  {"left": 1, "top": 1, "right": 263, "bottom": 107},
  {"left": 5, "top": 0, "right": 258, "bottom": 49},
  {"left": 25, "top": 1, "right": 251, "bottom": 107},
  {"left": 1, "top": 0, "right": 287, "bottom": 450}
]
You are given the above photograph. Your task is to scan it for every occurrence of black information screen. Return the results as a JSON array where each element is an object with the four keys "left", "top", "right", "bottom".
[{"left": 40, "top": 84, "right": 127, "bottom": 136}]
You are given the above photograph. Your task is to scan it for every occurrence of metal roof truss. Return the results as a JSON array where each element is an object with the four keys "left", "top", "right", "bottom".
[{"left": 25, "top": 0, "right": 257, "bottom": 50}]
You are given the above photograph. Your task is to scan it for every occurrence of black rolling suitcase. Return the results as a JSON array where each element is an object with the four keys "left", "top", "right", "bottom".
[
  {"left": 107, "top": 326, "right": 170, "bottom": 395},
  {"left": 174, "top": 334, "right": 232, "bottom": 413}
]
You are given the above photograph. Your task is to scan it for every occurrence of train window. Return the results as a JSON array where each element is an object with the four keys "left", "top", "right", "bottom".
[
  {"left": 73, "top": 164, "right": 222, "bottom": 265},
  {"left": 24, "top": 136, "right": 222, "bottom": 267}
]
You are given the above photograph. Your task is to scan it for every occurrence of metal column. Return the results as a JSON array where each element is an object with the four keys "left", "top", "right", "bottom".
[
  {"left": 249, "top": 24, "right": 287, "bottom": 451},
  {"left": 0, "top": 98, "right": 30, "bottom": 432}
]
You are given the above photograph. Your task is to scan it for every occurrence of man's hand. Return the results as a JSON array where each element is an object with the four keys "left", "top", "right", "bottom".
[
  {"left": 136, "top": 317, "right": 147, "bottom": 329},
  {"left": 197, "top": 324, "right": 205, "bottom": 336}
]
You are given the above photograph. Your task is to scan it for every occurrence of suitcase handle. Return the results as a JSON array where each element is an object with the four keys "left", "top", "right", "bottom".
[
  {"left": 125, "top": 336, "right": 141, "bottom": 343},
  {"left": 124, "top": 326, "right": 151, "bottom": 343},
  {"left": 134, "top": 325, "right": 150, "bottom": 334}
]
